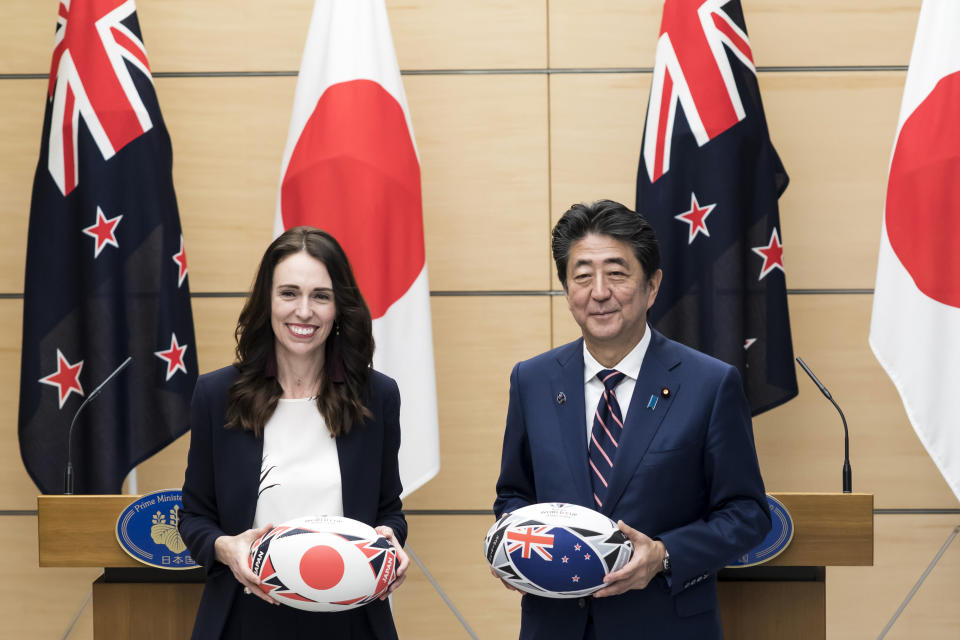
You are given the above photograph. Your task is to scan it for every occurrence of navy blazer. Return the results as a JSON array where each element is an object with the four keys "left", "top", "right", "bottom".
[
  {"left": 495, "top": 330, "right": 770, "bottom": 640},
  {"left": 180, "top": 365, "right": 406, "bottom": 640}
]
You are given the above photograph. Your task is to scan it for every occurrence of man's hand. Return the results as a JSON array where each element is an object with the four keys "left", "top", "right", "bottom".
[
  {"left": 489, "top": 564, "right": 519, "bottom": 592},
  {"left": 593, "top": 520, "right": 665, "bottom": 597},
  {"left": 375, "top": 525, "right": 409, "bottom": 599},
  {"left": 214, "top": 523, "right": 278, "bottom": 605}
]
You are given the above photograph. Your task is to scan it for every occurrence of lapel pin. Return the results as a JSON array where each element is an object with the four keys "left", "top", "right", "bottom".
[
  {"left": 647, "top": 395, "right": 658, "bottom": 410},
  {"left": 660, "top": 387, "right": 671, "bottom": 398},
  {"left": 557, "top": 392, "right": 566, "bottom": 405}
]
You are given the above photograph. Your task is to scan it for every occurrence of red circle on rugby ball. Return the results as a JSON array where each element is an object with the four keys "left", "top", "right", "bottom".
[{"left": 299, "top": 545, "right": 345, "bottom": 590}]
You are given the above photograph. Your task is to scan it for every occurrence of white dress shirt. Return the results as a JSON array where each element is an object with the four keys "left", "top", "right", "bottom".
[
  {"left": 582, "top": 325, "right": 652, "bottom": 443},
  {"left": 253, "top": 398, "right": 343, "bottom": 528}
]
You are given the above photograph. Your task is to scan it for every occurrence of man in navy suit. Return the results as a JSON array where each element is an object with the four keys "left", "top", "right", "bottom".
[{"left": 494, "top": 200, "right": 770, "bottom": 639}]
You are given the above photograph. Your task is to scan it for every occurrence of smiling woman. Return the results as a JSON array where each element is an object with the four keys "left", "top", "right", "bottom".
[
  {"left": 269, "top": 252, "right": 337, "bottom": 389},
  {"left": 178, "top": 226, "right": 410, "bottom": 640}
]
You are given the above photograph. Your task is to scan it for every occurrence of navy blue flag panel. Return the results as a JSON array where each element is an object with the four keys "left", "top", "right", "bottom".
[
  {"left": 636, "top": 0, "right": 797, "bottom": 415},
  {"left": 18, "top": 0, "right": 197, "bottom": 494}
]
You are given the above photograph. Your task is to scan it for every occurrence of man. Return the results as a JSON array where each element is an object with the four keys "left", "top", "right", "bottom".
[{"left": 494, "top": 200, "right": 770, "bottom": 639}]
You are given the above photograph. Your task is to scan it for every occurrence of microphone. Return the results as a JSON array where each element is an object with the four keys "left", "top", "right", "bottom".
[
  {"left": 796, "top": 357, "right": 851, "bottom": 493},
  {"left": 64, "top": 356, "right": 133, "bottom": 495}
]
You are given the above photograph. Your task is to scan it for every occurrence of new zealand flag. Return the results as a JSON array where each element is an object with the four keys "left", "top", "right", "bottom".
[
  {"left": 18, "top": 0, "right": 197, "bottom": 494},
  {"left": 507, "top": 526, "right": 608, "bottom": 593},
  {"left": 636, "top": 0, "right": 797, "bottom": 415}
]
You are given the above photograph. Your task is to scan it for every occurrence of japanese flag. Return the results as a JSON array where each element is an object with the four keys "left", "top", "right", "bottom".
[
  {"left": 275, "top": 0, "right": 439, "bottom": 495},
  {"left": 870, "top": 0, "right": 960, "bottom": 502}
]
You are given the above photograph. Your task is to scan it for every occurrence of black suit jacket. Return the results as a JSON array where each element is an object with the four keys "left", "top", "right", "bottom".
[{"left": 180, "top": 365, "right": 406, "bottom": 639}]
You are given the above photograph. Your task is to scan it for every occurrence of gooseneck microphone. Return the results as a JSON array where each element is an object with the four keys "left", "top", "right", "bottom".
[
  {"left": 64, "top": 356, "right": 133, "bottom": 495},
  {"left": 796, "top": 357, "right": 852, "bottom": 493}
]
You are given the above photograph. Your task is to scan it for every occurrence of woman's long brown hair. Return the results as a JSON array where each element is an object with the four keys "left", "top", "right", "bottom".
[{"left": 225, "top": 227, "right": 374, "bottom": 437}]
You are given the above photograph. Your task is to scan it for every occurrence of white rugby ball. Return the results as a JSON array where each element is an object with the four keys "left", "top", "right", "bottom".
[
  {"left": 484, "top": 502, "right": 633, "bottom": 598},
  {"left": 248, "top": 515, "right": 397, "bottom": 612}
]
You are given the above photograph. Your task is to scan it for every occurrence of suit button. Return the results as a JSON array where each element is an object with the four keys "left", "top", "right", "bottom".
[{"left": 578, "top": 598, "right": 586, "bottom": 608}]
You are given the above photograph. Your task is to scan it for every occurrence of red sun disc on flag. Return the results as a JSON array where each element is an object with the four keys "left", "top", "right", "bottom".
[
  {"left": 886, "top": 71, "right": 960, "bottom": 309},
  {"left": 280, "top": 79, "right": 425, "bottom": 319},
  {"left": 299, "top": 545, "right": 345, "bottom": 591}
]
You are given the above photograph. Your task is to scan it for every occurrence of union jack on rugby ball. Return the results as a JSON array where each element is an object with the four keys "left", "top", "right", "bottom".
[{"left": 484, "top": 503, "right": 633, "bottom": 598}]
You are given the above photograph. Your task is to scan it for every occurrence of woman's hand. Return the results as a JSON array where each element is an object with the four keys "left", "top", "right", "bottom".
[
  {"left": 214, "top": 523, "right": 278, "bottom": 605},
  {"left": 375, "top": 525, "right": 409, "bottom": 598}
]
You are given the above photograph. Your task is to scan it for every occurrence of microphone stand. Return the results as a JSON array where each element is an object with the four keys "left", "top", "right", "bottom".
[
  {"left": 796, "top": 357, "right": 851, "bottom": 493},
  {"left": 64, "top": 356, "right": 133, "bottom": 494}
]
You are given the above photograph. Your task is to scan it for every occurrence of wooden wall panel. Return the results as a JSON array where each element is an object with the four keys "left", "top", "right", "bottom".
[
  {"left": 407, "top": 74, "right": 551, "bottom": 291},
  {"left": 828, "top": 515, "right": 960, "bottom": 638},
  {"left": 764, "top": 72, "right": 904, "bottom": 290},
  {"left": 0, "top": 300, "right": 38, "bottom": 510},
  {"left": 2, "top": 74, "right": 551, "bottom": 295},
  {"left": 387, "top": 0, "right": 547, "bottom": 70},
  {"left": 169, "top": 74, "right": 552, "bottom": 293},
  {"left": 0, "top": 0, "right": 313, "bottom": 74},
  {"left": 549, "top": 73, "right": 650, "bottom": 228},
  {"left": 754, "top": 294, "right": 957, "bottom": 508},
  {"left": 161, "top": 77, "right": 292, "bottom": 293},
  {"left": 552, "top": 294, "right": 959, "bottom": 509},
  {"left": 548, "top": 0, "right": 921, "bottom": 69},
  {"left": 0, "top": 79, "right": 44, "bottom": 294},
  {"left": 0, "top": 1, "right": 546, "bottom": 75},
  {"left": 0, "top": 1, "right": 58, "bottom": 74},
  {"left": 0, "top": 516, "right": 99, "bottom": 639},
  {"left": 394, "top": 515, "right": 521, "bottom": 639},
  {"left": 549, "top": 72, "right": 905, "bottom": 291},
  {"left": 403, "top": 296, "right": 552, "bottom": 510}
]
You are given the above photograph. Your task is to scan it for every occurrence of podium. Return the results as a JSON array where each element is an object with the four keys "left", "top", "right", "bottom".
[
  {"left": 38, "top": 493, "right": 873, "bottom": 639},
  {"left": 37, "top": 495, "right": 204, "bottom": 639},
  {"left": 718, "top": 492, "right": 874, "bottom": 639}
]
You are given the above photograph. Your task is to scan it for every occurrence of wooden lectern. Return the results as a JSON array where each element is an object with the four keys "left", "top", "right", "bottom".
[
  {"left": 719, "top": 492, "right": 874, "bottom": 639},
  {"left": 38, "top": 492, "right": 873, "bottom": 639},
  {"left": 37, "top": 495, "right": 204, "bottom": 639}
]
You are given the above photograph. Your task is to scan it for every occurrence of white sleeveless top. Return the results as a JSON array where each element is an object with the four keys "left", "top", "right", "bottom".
[{"left": 253, "top": 398, "right": 343, "bottom": 529}]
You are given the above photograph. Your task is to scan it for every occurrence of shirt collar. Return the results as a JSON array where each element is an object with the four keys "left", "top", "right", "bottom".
[{"left": 583, "top": 324, "right": 652, "bottom": 383}]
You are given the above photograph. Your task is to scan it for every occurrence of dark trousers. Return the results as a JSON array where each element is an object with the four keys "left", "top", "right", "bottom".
[
  {"left": 583, "top": 614, "right": 596, "bottom": 640},
  {"left": 221, "top": 588, "right": 379, "bottom": 639}
]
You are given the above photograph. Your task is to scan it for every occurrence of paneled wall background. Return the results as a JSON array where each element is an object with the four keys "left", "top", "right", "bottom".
[{"left": 2, "top": 0, "right": 958, "bottom": 638}]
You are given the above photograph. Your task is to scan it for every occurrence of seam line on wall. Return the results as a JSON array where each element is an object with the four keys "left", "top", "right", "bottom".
[
  {"left": 0, "top": 65, "right": 907, "bottom": 81},
  {"left": 0, "top": 289, "right": 875, "bottom": 300}
]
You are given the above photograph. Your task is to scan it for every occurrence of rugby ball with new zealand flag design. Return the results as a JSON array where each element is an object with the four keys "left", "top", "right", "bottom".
[
  {"left": 484, "top": 503, "right": 633, "bottom": 598},
  {"left": 248, "top": 516, "right": 396, "bottom": 611}
]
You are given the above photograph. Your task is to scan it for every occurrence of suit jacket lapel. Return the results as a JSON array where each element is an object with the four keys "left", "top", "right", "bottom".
[
  {"left": 603, "top": 330, "right": 681, "bottom": 515},
  {"left": 551, "top": 339, "right": 594, "bottom": 508}
]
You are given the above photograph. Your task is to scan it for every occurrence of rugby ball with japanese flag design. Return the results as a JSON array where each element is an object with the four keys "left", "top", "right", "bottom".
[
  {"left": 248, "top": 516, "right": 396, "bottom": 611},
  {"left": 484, "top": 503, "right": 633, "bottom": 598}
]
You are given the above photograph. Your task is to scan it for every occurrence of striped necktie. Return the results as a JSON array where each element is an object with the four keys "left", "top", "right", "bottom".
[{"left": 589, "top": 369, "right": 626, "bottom": 509}]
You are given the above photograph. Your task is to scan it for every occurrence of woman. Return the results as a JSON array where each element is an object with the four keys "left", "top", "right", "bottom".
[{"left": 180, "top": 226, "right": 408, "bottom": 639}]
